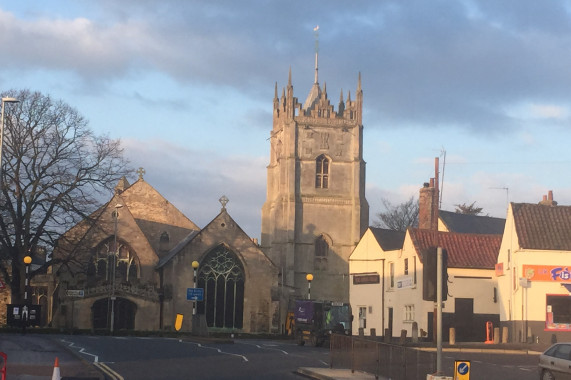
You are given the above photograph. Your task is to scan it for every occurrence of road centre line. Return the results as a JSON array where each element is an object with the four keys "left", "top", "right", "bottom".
[
  {"left": 179, "top": 339, "right": 248, "bottom": 362},
  {"left": 236, "top": 341, "right": 289, "bottom": 355},
  {"left": 60, "top": 339, "right": 99, "bottom": 362}
]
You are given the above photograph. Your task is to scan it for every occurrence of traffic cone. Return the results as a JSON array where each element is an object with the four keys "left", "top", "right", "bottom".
[{"left": 51, "top": 357, "right": 61, "bottom": 380}]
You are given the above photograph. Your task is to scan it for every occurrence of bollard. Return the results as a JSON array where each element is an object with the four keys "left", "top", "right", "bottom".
[
  {"left": 370, "top": 328, "right": 376, "bottom": 337},
  {"left": 384, "top": 328, "right": 391, "bottom": 343},
  {"left": 399, "top": 329, "right": 407, "bottom": 345},
  {"left": 493, "top": 327, "right": 500, "bottom": 344},
  {"left": 501, "top": 326, "right": 509, "bottom": 343},
  {"left": 412, "top": 322, "right": 418, "bottom": 343},
  {"left": 449, "top": 327, "right": 456, "bottom": 345},
  {"left": 359, "top": 327, "right": 364, "bottom": 337}
]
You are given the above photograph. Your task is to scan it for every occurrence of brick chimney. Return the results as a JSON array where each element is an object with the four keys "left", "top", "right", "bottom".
[
  {"left": 539, "top": 190, "right": 557, "bottom": 206},
  {"left": 418, "top": 158, "right": 440, "bottom": 230}
]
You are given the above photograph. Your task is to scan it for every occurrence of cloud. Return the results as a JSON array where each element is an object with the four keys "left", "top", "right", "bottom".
[{"left": 122, "top": 138, "right": 267, "bottom": 237}]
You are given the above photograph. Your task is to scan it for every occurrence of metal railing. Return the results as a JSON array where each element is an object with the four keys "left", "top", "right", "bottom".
[{"left": 330, "top": 335, "right": 436, "bottom": 380}]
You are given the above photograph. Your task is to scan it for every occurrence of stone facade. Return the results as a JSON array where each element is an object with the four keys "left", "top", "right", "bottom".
[
  {"left": 261, "top": 65, "right": 369, "bottom": 327},
  {"left": 51, "top": 176, "right": 277, "bottom": 333}
]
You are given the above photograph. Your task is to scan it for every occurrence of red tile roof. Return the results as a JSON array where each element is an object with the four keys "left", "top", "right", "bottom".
[
  {"left": 512, "top": 203, "right": 571, "bottom": 251},
  {"left": 408, "top": 228, "right": 501, "bottom": 269}
]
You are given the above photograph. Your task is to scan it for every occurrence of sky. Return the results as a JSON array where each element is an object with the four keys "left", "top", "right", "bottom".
[{"left": 1, "top": 1, "right": 571, "bottom": 238}]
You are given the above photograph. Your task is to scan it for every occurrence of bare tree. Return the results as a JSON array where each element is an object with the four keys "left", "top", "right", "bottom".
[
  {"left": 0, "top": 90, "right": 131, "bottom": 303},
  {"left": 374, "top": 196, "right": 419, "bottom": 231},
  {"left": 454, "top": 202, "right": 483, "bottom": 215}
]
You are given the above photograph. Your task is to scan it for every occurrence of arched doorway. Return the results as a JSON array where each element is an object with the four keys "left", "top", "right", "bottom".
[
  {"left": 197, "top": 245, "right": 245, "bottom": 329},
  {"left": 92, "top": 297, "right": 137, "bottom": 330}
]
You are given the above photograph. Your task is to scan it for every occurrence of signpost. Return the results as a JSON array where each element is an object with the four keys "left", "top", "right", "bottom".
[
  {"left": 66, "top": 289, "right": 85, "bottom": 297},
  {"left": 186, "top": 288, "right": 204, "bottom": 301},
  {"left": 7, "top": 304, "right": 41, "bottom": 327}
]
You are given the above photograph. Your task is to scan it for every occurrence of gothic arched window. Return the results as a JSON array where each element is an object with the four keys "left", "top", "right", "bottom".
[
  {"left": 89, "top": 238, "right": 140, "bottom": 285},
  {"left": 159, "top": 232, "right": 169, "bottom": 252},
  {"left": 315, "top": 234, "right": 330, "bottom": 271},
  {"left": 315, "top": 155, "right": 329, "bottom": 189},
  {"left": 197, "top": 245, "right": 245, "bottom": 329}
]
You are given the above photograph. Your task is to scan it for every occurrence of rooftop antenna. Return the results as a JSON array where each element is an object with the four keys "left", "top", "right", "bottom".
[
  {"left": 313, "top": 25, "right": 319, "bottom": 84},
  {"left": 490, "top": 187, "right": 509, "bottom": 209}
]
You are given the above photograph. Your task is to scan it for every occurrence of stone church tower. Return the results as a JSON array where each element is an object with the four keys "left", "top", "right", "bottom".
[{"left": 261, "top": 53, "right": 369, "bottom": 315}]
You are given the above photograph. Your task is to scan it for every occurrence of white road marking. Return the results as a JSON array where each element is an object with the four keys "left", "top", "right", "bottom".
[
  {"left": 180, "top": 340, "right": 249, "bottom": 362},
  {"left": 236, "top": 341, "right": 289, "bottom": 355}
]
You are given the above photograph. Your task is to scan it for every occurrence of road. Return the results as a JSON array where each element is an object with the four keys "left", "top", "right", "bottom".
[
  {"left": 58, "top": 335, "right": 330, "bottom": 380},
  {"left": 55, "top": 335, "right": 541, "bottom": 380}
]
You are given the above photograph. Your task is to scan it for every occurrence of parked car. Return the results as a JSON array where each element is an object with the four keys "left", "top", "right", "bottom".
[{"left": 539, "top": 342, "right": 571, "bottom": 380}]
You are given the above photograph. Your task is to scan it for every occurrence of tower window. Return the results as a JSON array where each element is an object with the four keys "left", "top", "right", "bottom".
[
  {"left": 315, "top": 155, "right": 329, "bottom": 189},
  {"left": 314, "top": 235, "right": 329, "bottom": 271}
]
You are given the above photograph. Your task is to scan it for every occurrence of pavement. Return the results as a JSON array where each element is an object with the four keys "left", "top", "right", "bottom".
[{"left": 0, "top": 332, "right": 548, "bottom": 380}]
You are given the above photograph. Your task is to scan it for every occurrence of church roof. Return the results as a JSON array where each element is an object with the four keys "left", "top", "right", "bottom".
[
  {"left": 369, "top": 227, "right": 406, "bottom": 251},
  {"left": 409, "top": 228, "right": 501, "bottom": 269},
  {"left": 439, "top": 210, "right": 505, "bottom": 235},
  {"left": 512, "top": 202, "right": 571, "bottom": 251}
]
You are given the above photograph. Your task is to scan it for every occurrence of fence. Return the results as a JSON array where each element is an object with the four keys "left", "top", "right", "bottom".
[{"left": 330, "top": 335, "right": 436, "bottom": 380}]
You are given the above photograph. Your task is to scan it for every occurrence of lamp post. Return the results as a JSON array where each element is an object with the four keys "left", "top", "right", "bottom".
[
  {"left": 0, "top": 97, "right": 19, "bottom": 179},
  {"left": 23, "top": 255, "right": 32, "bottom": 332},
  {"left": 192, "top": 261, "right": 199, "bottom": 316},
  {"left": 110, "top": 203, "right": 123, "bottom": 334},
  {"left": 306, "top": 273, "right": 313, "bottom": 300}
]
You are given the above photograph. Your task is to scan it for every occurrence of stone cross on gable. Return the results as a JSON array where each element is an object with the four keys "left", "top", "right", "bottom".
[
  {"left": 136, "top": 167, "right": 145, "bottom": 180},
  {"left": 219, "top": 195, "right": 229, "bottom": 210}
]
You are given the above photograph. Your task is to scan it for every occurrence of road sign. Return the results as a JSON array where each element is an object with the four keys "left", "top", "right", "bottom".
[
  {"left": 187, "top": 288, "right": 204, "bottom": 301},
  {"left": 454, "top": 360, "right": 470, "bottom": 380},
  {"left": 66, "top": 289, "right": 85, "bottom": 297}
]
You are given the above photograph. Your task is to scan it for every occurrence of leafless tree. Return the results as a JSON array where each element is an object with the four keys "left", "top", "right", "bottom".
[
  {"left": 0, "top": 90, "right": 131, "bottom": 303},
  {"left": 374, "top": 196, "right": 419, "bottom": 231}
]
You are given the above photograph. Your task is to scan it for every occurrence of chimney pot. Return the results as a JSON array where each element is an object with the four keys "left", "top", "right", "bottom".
[
  {"left": 549, "top": 190, "right": 553, "bottom": 201},
  {"left": 423, "top": 182, "right": 429, "bottom": 188}
]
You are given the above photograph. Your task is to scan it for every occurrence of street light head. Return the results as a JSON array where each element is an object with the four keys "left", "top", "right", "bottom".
[
  {"left": 23, "top": 256, "right": 32, "bottom": 265},
  {"left": 306, "top": 273, "right": 313, "bottom": 282},
  {"left": 1, "top": 97, "right": 19, "bottom": 103},
  {"left": 192, "top": 261, "right": 199, "bottom": 269}
]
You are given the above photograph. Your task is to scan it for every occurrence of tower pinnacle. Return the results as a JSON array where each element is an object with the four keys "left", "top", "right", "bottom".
[{"left": 313, "top": 25, "right": 319, "bottom": 84}]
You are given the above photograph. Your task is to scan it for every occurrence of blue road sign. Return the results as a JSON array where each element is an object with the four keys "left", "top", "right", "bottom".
[
  {"left": 186, "top": 288, "right": 204, "bottom": 301},
  {"left": 454, "top": 360, "right": 470, "bottom": 379}
]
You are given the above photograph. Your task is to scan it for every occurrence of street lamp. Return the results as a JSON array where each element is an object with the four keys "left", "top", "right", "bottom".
[
  {"left": 23, "top": 255, "right": 32, "bottom": 332},
  {"left": 306, "top": 273, "right": 313, "bottom": 300},
  {"left": 110, "top": 203, "right": 123, "bottom": 334},
  {"left": 192, "top": 261, "right": 199, "bottom": 315},
  {"left": 0, "top": 97, "right": 19, "bottom": 179}
]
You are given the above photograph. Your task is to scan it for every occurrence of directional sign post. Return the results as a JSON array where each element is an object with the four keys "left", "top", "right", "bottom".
[
  {"left": 454, "top": 360, "right": 470, "bottom": 380},
  {"left": 186, "top": 288, "right": 204, "bottom": 302}
]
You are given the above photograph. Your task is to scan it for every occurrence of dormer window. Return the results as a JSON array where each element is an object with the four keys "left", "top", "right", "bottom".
[{"left": 315, "top": 155, "right": 329, "bottom": 189}]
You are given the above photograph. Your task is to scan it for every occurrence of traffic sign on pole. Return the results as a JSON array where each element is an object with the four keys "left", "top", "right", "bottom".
[
  {"left": 454, "top": 360, "right": 470, "bottom": 380},
  {"left": 186, "top": 288, "right": 204, "bottom": 301}
]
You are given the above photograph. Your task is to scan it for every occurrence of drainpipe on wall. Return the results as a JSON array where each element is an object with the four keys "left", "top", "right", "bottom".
[{"left": 381, "top": 259, "right": 385, "bottom": 336}]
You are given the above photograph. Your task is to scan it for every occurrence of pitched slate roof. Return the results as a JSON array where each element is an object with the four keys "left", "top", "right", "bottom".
[
  {"left": 512, "top": 203, "right": 571, "bottom": 251},
  {"left": 408, "top": 228, "right": 501, "bottom": 269},
  {"left": 439, "top": 210, "right": 505, "bottom": 235},
  {"left": 369, "top": 227, "right": 406, "bottom": 251}
]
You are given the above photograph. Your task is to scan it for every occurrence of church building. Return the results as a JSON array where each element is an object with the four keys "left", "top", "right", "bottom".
[
  {"left": 261, "top": 49, "right": 369, "bottom": 324},
  {"left": 51, "top": 171, "right": 277, "bottom": 333}
]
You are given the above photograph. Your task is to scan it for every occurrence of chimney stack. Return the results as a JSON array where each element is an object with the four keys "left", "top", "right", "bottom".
[
  {"left": 539, "top": 190, "right": 557, "bottom": 206},
  {"left": 418, "top": 158, "right": 440, "bottom": 230}
]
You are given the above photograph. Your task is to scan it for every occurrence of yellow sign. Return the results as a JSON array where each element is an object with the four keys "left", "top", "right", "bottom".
[
  {"left": 175, "top": 313, "right": 183, "bottom": 331},
  {"left": 454, "top": 360, "right": 470, "bottom": 380}
]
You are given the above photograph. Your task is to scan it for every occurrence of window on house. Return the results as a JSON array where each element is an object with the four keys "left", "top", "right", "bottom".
[
  {"left": 547, "top": 295, "right": 571, "bottom": 325},
  {"left": 315, "top": 155, "right": 329, "bottom": 189},
  {"left": 404, "top": 305, "right": 415, "bottom": 322},
  {"left": 314, "top": 235, "right": 329, "bottom": 271},
  {"left": 389, "top": 262, "right": 395, "bottom": 288},
  {"left": 404, "top": 258, "right": 409, "bottom": 275}
]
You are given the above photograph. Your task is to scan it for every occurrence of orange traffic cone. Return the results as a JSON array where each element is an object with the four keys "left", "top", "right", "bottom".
[{"left": 51, "top": 357, "right": 61, "bottom": 380}]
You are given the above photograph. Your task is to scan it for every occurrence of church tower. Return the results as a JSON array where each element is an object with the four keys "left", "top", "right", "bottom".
[{"left": 261, "top": 42, "right": 369, "bottom": 312}]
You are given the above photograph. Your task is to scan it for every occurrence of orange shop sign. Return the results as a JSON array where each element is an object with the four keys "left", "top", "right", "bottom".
[{"left": 522, "top": 265, "right": 571, "bottom": 283}]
